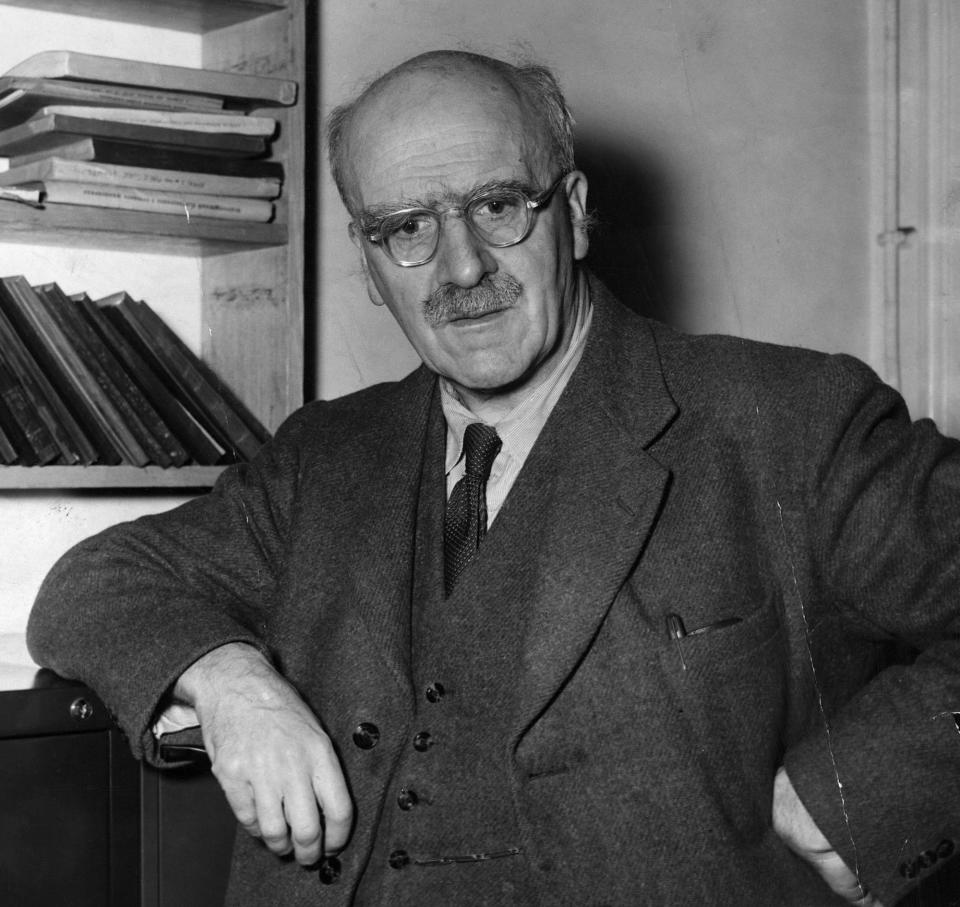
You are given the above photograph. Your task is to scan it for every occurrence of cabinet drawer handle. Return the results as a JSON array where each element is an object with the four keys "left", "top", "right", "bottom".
[{"left": 69, "top": 698, "right": 94, "bottom": 721}]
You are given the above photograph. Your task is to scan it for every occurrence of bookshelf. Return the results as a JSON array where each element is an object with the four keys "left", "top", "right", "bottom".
[{"left": 0, "top": 0, "right": 307, "bottom": 489}]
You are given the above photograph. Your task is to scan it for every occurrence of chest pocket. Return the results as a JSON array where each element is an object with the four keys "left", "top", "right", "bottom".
[{"left": 662, "top": 595, "right": 784, "bottom": 679}]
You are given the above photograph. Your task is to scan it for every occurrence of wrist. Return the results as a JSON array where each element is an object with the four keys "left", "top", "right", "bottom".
[{"left": 174, "top": 642, "right": 273, "bottom": 713}]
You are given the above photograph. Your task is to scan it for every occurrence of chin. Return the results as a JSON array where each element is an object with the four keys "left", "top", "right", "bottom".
[{"left": 455, "top": 362, "right": 536, "bottom": 396}]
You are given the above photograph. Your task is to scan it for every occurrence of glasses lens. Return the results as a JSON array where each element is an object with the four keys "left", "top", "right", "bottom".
[
  {"left": 382, "top": 211, "right": 440, "bottom": 264},
  {"left": 467, "top": 191, "right": 529, "bottom": 245}
]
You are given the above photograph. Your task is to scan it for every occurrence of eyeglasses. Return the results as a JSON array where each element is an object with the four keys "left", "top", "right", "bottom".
[{"left": 356, "top": 173, "right": 569, "bottom": 268}]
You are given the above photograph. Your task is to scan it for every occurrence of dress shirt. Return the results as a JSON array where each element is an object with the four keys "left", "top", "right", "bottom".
[{"left": 440, "top": 290, "right": 593, "bottom": 527}]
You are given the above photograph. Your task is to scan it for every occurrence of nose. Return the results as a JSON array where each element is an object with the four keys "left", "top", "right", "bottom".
[{"left": 433, "top": 213, "right": 497, "bottom": 288}]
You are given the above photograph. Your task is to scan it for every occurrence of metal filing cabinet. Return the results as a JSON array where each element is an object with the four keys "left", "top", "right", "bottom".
[{"left": 0, "top": 666, "right": 234, "bottom": 906}]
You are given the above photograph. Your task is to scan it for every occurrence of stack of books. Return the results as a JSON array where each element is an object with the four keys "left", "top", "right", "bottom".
[
  {"left": 0, "top": 274, "right": 271, "bottom": 467},
  {"left": 0, "top": 51, "right": 298, "bottom": 223}
]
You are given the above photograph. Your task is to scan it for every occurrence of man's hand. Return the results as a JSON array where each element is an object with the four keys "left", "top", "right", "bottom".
[
  {"left": 773, "top": 766, "right": 883, "bottom": 906},
  {"left": 174, "top": 642, "right": 353, "bottom": 866}
]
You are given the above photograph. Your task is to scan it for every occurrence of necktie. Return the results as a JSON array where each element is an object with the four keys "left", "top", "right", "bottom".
[{"left": 444, "top": 422, "right": 502, "bottom": 595}]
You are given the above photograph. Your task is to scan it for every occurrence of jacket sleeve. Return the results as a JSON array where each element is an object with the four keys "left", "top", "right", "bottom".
[
  {"left": 779, "top": 354, "right": 960, "bottom": 905},
  {"left": 26, "top": 403, "right": 321, "bottom": 765}
]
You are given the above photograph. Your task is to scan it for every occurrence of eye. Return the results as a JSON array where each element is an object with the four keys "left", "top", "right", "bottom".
[
  {"left": 383, "top": 212, "right": 435, "bottom": 240},
  {"left": 474, "top": 194, "right": 523, "bottom": 220},
  {"left": 398, "top": 217, "right": 423, "bottom": 236}
]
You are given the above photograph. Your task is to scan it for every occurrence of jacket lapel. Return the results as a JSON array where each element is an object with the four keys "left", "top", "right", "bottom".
[
  {"left": 507, "top": 279, "right": 678, "bottom": 737},
  {"left": 350, "top": 367, "right": 440, "bottom": 699}
]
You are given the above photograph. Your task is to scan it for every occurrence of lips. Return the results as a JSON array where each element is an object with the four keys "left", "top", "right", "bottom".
[
  {"left": 447, "top": 306, "right": 510, "bottom": 324},
  {"left": 447, "top": 305, "right": 507, "bottom": 324}
]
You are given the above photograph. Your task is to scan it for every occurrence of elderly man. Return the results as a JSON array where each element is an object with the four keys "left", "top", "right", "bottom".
[{"left": 28, "top": 50, "right": 960, "bottom": 906}]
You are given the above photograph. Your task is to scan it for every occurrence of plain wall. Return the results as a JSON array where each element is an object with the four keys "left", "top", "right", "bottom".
[{"left": 317, "top": 0, "right": 877, "bottom": 399}]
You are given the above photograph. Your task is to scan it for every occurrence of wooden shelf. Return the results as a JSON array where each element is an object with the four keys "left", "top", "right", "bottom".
[
  {"left": 0, "top": 465, "right": 226, "bottom": 489},
  {"left": 0, "top": 202, "right": 288, "bottom": 255},
  {"left": 0, "top": 0, "right": 287, "bottom": 32},
  {"left": 0, "top": 0, "right": 306, "bottom": 491}
]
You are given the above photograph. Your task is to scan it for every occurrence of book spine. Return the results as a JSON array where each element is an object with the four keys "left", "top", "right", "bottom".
[
  {"left": 110, "top": 298, "right": 262, "bottom": 462},
  {"left": 27, "top": 281, "right": 155, "bottom": 467},
  {"left": 37, "top": 283, "right": 181, "bottom": 467},
  {"left": 0, "top": 114, "right": 269, "bottom": 158},
  {"left": 0, "top": 286, "right": 92, "bottom": 464},
  {"left": 0, "top": 409, "right": 21, "bottom": 464},
  {"left": 0, "top": 158, "right": 281, "bottom": 197},
  {"left": 7, "top": 138, "right": 286, "bottom": 179},
  {"left": 0, "top": 390, "right": 37, "bottom": 464},
  {"left": 38, "top": 106, "right": 277, "bottom": 136},
  {"left": 0, "top": 275, "right": 141, "bottom": 465},
  {"left": 9, "top": 80, "right": 225, "bottom": 112},
  {"left": 41, "top": 181, "right": 275, "bottom": 222},
  {"left": 0, "top": 353, "right": 59, "bottom": 464},
  {"left": 68, "top": 291, "right": 191, "bottom": 466},
  {"left": 10, "top": 52, "right": 298, "bottom": 106},
  {"left": 93, "top": 298, "right": 225, "bottom": 466}
]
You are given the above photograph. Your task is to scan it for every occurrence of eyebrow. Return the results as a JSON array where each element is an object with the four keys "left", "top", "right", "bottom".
[{"left": 359, "top": 177, "right": 538, "bottom": 222}]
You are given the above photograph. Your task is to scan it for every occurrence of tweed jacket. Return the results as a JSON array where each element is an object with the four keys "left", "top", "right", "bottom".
[{"left": 28, "top": 277, "right": 960, "bottom": 906}]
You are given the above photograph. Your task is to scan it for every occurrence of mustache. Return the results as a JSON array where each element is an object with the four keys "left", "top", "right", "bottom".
[{"left": 423, "top": 273, "right": 522, "bottom": 326}]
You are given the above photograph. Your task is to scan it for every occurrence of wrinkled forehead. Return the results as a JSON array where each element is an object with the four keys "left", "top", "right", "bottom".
[{"left": 343, "top": 65, "right": 555, "bottom": 212}]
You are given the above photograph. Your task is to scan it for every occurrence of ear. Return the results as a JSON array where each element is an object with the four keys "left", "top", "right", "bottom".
[
  {"left": 562, "top": 170, "right": 590, "bottom": 261},
  {"left": 349, "top": 221, "right": 386, "bottom": 307}
]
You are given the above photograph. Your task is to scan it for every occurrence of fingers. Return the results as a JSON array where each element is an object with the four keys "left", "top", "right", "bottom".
[
  {"left": 313, "top": 761, "right": 353, "bottom": 854},
  {"left": 213, "top": 738, "right": 353, "bottom": 866},
  {"left": 180, "top": 647, "right": 354, "bottom": 866},
  {"left": 772, "top": 767, "right": 884, "bottom": 906}
]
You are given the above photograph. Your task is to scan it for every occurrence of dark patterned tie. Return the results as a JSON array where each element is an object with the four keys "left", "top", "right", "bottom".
[{"left": 444, "top": 422, "right": 502, "bottom": 596}]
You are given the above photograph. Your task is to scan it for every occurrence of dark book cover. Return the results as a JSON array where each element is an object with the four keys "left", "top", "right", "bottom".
[
  {"left": 0, "top": 112, "right": 269, "bottom": 159},
  {"left": 0, "top": 275, "right": 132, "bottom": 465},
  {"left": 0, "top": 402, "right": 23, "bottom": 464},
  {"left": 75, "top": 292, "right": 211, "bottom": 466},
  {"left": 4, "top": 136, "right": 284, "bottom": 179},
  {"left": 0, "top": 283, "right": 95, "bottom": 464},
  {"left": 100, "top": 295, "right": 264, "bottom": 462},
  {"left": 38, "top": 282, "right": 182, "bottom": 467},
  {"left": 0, "top": 389, "right": 37, "bottom": 465},
  {"left": 0, "top": 352, "right": 58, "bottom": 464},
  {"left": 100, "top": 301, "right": 228, "bottom": 466}
]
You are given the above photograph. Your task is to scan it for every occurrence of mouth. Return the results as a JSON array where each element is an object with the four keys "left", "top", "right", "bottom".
[
  {"left": 447, "top": 306, "right": 507, "bottom": 323},
  {"left": 423, "top": 273, "right": 523, "bottom": 326}
]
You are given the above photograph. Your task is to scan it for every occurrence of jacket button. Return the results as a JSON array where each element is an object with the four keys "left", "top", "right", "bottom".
[
  {"left": 352, "top": 722, "right": 380, "bottom": 750},
  {"left": 317, "top": 856, "right": 341, "bottom": 884},
  {"left": 397, "top": 788, "right": 418, "bottom": 811},
  {"left": 413, "top": 731, "right": 433, "bottom": 752},
  {"left": 937, "top": 839, "right": 956, "bottom": 859},
  {"left": 388, "top": 849, "right": 410, "bottom": 869},
  {"left": 425, "top": 682, "right": 445, "bottom": 703}
]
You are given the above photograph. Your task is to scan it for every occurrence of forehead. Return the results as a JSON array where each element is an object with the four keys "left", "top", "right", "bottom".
[{"left": 345, "top": 66, "right": 552, "bottom": 210}]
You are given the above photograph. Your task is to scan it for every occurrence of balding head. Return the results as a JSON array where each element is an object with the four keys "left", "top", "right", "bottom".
[{"left": 327, "top": 50, "right": 575, "bottom": 215}]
